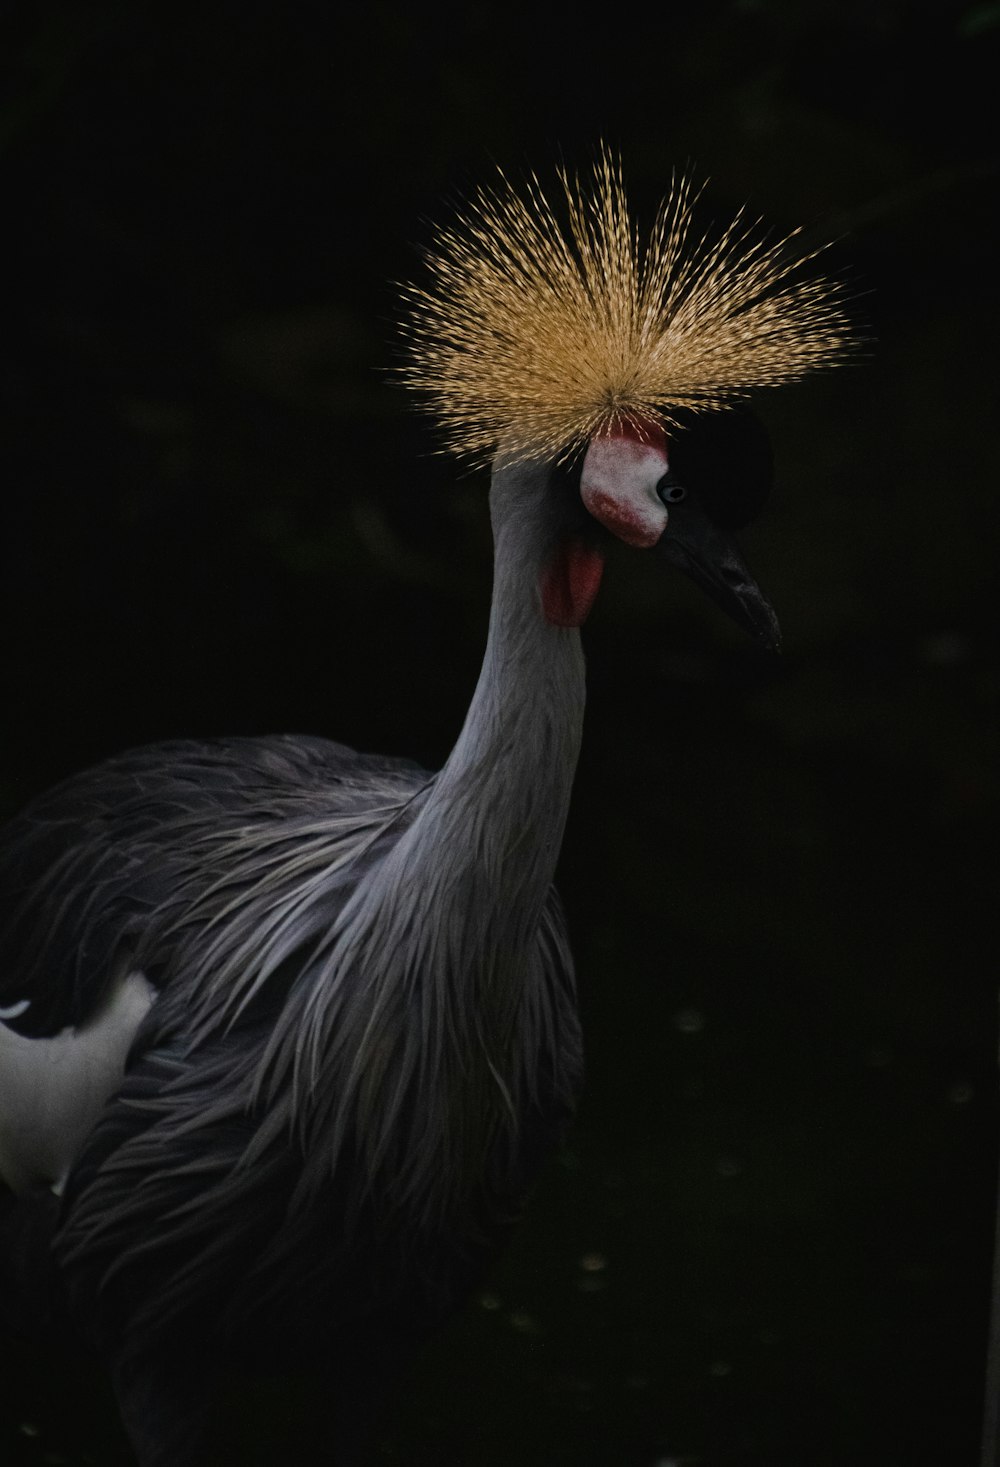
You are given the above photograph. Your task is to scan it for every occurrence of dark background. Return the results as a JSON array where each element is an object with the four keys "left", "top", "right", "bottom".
[{"left": 1, "top": 1, "right": 997, "bottom": 1463}]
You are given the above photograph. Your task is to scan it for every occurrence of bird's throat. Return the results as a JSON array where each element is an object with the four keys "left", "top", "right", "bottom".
[{"left": 540, "top": 537, "right": 605, "bottom": 627}]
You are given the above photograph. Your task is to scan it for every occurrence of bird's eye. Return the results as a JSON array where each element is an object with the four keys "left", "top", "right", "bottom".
[{"left": 657, "top": 476, "right": 687, "bottom": 504}]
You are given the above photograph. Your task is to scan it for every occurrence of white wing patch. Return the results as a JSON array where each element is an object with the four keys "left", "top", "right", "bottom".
[{"left": 0, "top": 971, "right": 156, "bottom": 1194}]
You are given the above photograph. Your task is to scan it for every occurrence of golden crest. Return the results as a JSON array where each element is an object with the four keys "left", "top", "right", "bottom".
[{"left": 399, "top": 149, "right": 852, "bottom": 464}]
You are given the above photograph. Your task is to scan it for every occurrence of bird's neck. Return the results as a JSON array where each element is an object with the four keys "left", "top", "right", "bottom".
[
  {"left": 385, "top": 456, "right": 586, "bottom": 951},
  {"left": 438, "top": 459, "right": 585, "bottom": 910},
  {"left": 284, "top": 458, "right": 586, "bottom": 1232}
]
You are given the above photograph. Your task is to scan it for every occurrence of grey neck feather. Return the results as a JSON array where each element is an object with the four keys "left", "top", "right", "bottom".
[
  {"left": 348, "top": 454, "right": 584, "bottom": 986},
  {"left": 279, "top": 455, "right": 586, "bottom": 1226},
  {"left": 403, "top": 455, "right": 584, "bottom": 933}
]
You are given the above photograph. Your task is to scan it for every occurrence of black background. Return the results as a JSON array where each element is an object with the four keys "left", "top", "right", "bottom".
[{"left": 2, "top": 1, "right": 998, "bottom": 1463}]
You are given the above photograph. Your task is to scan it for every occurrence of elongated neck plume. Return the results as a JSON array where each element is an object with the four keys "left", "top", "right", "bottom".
[
  {"left": 281, "top": 457, "right": 584, "bottom": 1229},
  {"left": 342, "top": 454, "right": 584, "bottom": 1004}
]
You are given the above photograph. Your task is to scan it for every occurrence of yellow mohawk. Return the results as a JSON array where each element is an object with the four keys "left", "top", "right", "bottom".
[{"left": 398, "top": 151, "right": 852, "bottom": 465}]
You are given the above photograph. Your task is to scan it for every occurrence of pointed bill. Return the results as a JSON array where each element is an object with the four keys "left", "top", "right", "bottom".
[{"left": 657, "top": 493, "right": 782, "bottom": 650}]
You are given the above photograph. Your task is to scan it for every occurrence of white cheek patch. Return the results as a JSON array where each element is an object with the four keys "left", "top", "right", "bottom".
[{"left": 580, "top": 435, "right": 669, "bottom": 548}]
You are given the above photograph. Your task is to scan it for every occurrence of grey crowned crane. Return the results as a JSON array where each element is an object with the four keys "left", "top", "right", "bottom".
[{"left": 0, "top": 156, "right": 849, "bottom": 1465}]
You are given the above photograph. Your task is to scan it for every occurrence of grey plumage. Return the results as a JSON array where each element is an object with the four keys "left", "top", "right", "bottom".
[
  {"left": 0, "top": 232, "right": 811, "bottom": 1459},
  {"left": 35, "top": 729, "right": 579, "bottom": 1341},
  {"left": 0, "top": 458, "right": 587, "bottom": 1464}
]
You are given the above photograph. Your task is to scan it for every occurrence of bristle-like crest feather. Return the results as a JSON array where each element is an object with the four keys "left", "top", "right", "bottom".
[{"left": 398, "top": 150, "right": 852, "bottom": 463}]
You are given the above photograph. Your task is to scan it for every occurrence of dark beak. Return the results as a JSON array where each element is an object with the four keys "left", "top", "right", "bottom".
[{"left": 657, "top": 493, "right": 782, "bottom": 652}]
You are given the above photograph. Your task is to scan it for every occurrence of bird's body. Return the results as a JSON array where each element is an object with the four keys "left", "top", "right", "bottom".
[
  {"left": 0, "top": 158, "right": 849, "bottom": 1463},
  {"left": 1, "top": 461, "right": 586, "bottom": 1462}
]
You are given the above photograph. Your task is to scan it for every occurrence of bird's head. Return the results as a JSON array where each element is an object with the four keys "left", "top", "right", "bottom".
[
  {"left": 399, "top": 149, "right": 851, "bottom": 648},
  {"left": 541, "top": 405, "right": 780, "bottom": 647}
]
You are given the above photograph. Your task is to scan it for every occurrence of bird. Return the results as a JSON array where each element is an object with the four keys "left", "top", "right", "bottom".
[{"left": 0, "top": 152, "right": 849, "bottom": 1465}]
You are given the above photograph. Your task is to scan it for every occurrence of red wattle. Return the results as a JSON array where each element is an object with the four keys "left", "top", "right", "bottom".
[{"left": 540, "top": 538, "right": 605, "bottom": 627}]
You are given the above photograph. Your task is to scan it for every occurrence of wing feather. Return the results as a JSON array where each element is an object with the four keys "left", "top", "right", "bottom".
[{"left": 0, "top": 735, "right": 429, "bottom": 1037}]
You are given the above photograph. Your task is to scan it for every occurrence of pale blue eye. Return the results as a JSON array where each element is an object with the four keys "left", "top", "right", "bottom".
[{"left": 658, "top": 478, "right": 687, "bottom": 504}]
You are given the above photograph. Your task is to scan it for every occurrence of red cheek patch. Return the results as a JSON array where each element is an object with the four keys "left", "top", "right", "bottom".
[
  {"left": 604, "top": 415, "right": 667, "bottom": 451},
  {"left": 582, "top": 487, "right": 665, "bottom": 547},
  {"left": 540, "top": 538, "right": 605, "bottom": 627}
]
